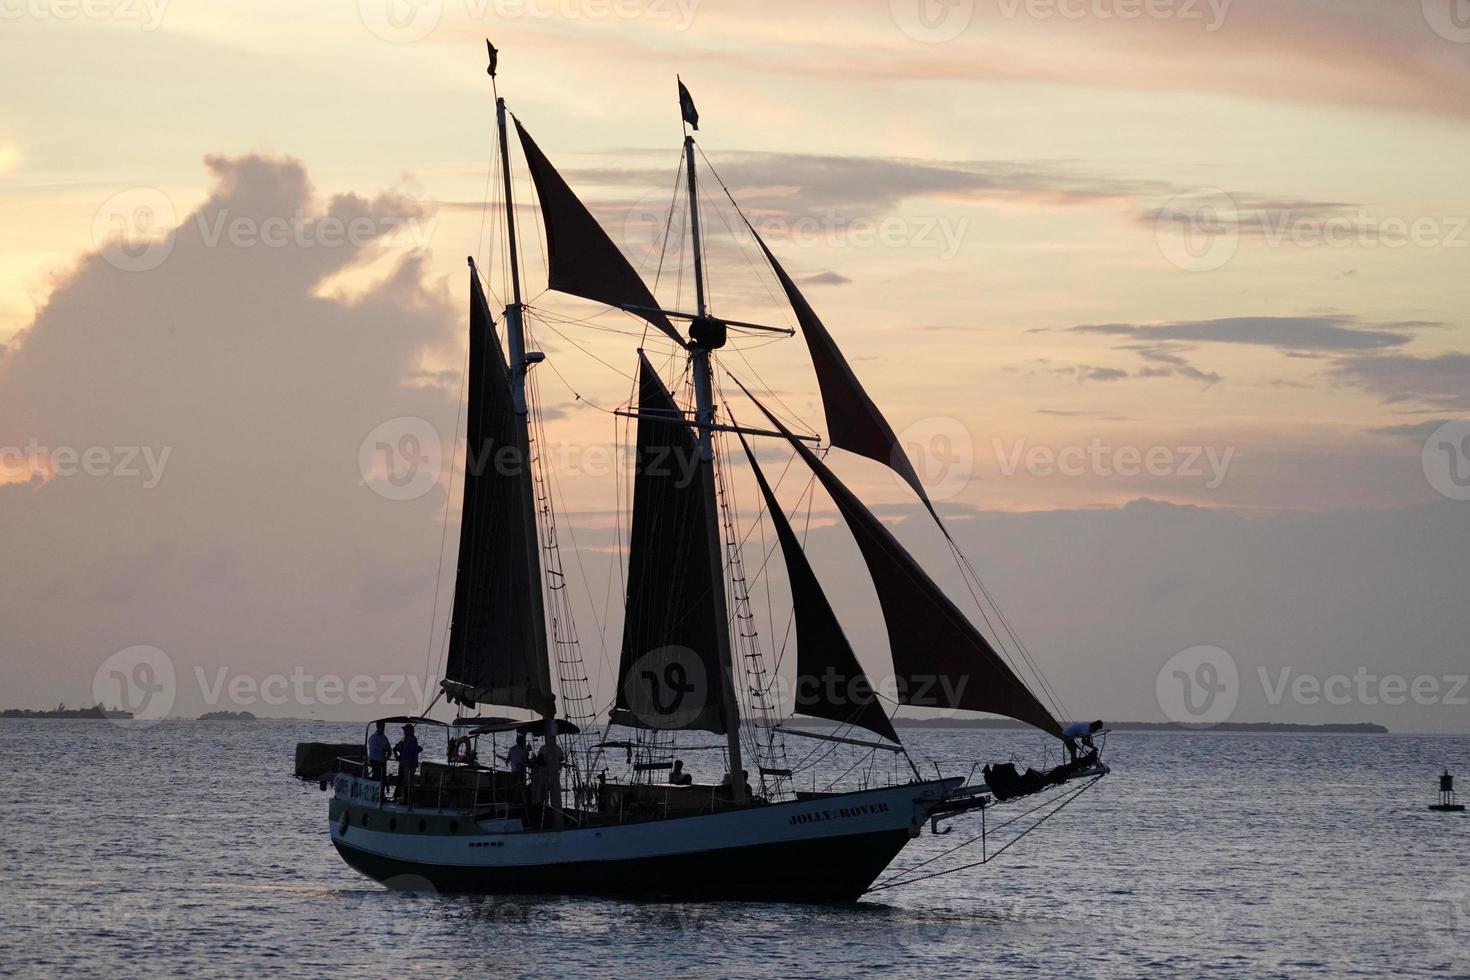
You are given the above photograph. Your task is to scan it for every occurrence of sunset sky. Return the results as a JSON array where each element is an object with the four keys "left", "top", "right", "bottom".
[{"left": 2, "top": 0, "right": 1467, "bottom": 731}]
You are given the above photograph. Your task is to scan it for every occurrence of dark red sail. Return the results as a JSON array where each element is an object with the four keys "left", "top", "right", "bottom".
[
  {"left": 442, "top": 265, "right": 554, "bottom": 714},
  {"left": 741, "top": 385, "right": 1061, "bottom": 737},
  {"left": 737, "top": 433, "right": 898, "bottom": 743},
  {"left": 513, "top": 119, "right": 682, "bottom": 347},
  {"left": 747, "top": 226, "right": 940, "bottom": 525},
  {"left": 610, "top": 353, "right": 730, "bottom": 734}
]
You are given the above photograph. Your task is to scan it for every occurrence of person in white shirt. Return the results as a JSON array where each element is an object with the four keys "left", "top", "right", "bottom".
[{"left": 1062, "top": 720, "right": 1102, "bottom": 763}]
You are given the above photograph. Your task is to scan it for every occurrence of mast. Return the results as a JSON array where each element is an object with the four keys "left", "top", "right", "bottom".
[
  {"left": 491, "top": 51, "right": 560, "bottom": 819},
  {"left": 684, "top": 120, "right": 745, "bottom": 801}
]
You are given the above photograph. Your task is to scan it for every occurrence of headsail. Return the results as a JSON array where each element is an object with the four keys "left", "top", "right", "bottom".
[
  {"left": 513, "top": 119, "right": 683, "bottom": 347},
  {"left": 442, "top": 266, "right": 555, "bottom": 714},
  {"left": 610, "top": 353, "right": 731, "bottom": 734},
  {"left": 746, "top": 225, "right": 941, "bottom": 526},
  {"left": 737, "top": 433, "right": 898, "bottom": 743},
  {"left": 742, "top": 385, "right": 1062, "bottom": 737}
]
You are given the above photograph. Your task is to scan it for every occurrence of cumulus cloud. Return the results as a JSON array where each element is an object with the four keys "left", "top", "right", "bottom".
[{"left": 0, "top": 153, "right": 465, "bottom": 715}]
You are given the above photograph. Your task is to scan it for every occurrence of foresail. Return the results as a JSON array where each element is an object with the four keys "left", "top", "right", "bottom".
[
  {"left": 747, "top": 225, "right": 941, "bottom": 527},
  {"left": 742, "top": 386, "right": 1062, "bottom": 737},
  {"left": 513, "top": 119, "right": 683, "bottom": 347},
  {"left": 737, "top": 433, "right": 898, "bottom": 744},
  {"left": 611, "top": 354, "right": 730, "bottom": 734},
  {"left": 442, "top": 268, "right": 554, "bottom": 714}
]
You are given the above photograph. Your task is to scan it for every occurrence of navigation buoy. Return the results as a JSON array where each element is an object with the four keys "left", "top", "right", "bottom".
[{"left": 1430, "top": 769, "right": 1465, "bottom": 812}]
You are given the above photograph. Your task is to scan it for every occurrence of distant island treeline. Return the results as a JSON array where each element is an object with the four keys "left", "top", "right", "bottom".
[
  {"left": 0, "top": 703, "right": 133, "bottom": 720},
  {"left": 0, "top": 705, "right": 259, "bottom": 721},
  {"left": 784, "top": 718, "right": 1390, "bottom": 734}
]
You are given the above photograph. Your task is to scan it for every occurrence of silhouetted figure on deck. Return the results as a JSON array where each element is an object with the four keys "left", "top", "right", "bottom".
[
  {"left": 394, "top": 723, "right": 422, "bottom": 804},
  {"left": 669, "top": 760, "right": 692, "bottom": 786},
  {"left": 1061, "top": 720, "right": 1103, "bottom": 764},
  {"left": 367, "top": 721, "right": 390, "bottom": 784}
]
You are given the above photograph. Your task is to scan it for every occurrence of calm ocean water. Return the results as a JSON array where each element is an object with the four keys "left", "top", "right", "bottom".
[{"left": 1, "top": 721, "right": 1467, "bottom": 978}]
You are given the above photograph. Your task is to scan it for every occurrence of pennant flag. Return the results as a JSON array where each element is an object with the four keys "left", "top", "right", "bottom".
[
  {"left": 485, "top": 39, "right": 499, "bottom": 78},
  {"left": 677, "top": 77, "right": 699, "bottom": 131}
]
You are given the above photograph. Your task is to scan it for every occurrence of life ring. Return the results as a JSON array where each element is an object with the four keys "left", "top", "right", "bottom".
[{"left": 450, "top": 736, "right": 473, "bottom": 763}]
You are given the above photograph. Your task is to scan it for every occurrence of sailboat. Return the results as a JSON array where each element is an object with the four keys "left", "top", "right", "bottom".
[{"left": 320, "top": 46, "right": 1109, "bottom": 902}]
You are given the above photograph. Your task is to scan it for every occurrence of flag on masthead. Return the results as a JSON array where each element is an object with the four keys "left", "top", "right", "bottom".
[{"left": 677, "top": 77, "right": 699, "bottom": 130}]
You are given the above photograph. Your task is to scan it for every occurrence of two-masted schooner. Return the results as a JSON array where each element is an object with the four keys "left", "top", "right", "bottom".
[{"left": 316, "top": 46, "right": 1108, "bottom": 901}]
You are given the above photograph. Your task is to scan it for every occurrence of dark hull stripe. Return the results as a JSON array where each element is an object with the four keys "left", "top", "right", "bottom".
[{"left": 333, "top": 827, "right": 913, "bottom": 902}]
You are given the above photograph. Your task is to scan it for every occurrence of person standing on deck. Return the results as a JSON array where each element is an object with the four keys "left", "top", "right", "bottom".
[
  {"left": 366, "top": 721, "right": 390, "bottom": 785},
  {"left": 503, "top": 732, "right": 530, "bottom": 782},
  {"left": 669, "top": 760, "right": 692, "bottom": 786},
  {"left": 394, "top": 723, "right": 422, "bottom": 803}
]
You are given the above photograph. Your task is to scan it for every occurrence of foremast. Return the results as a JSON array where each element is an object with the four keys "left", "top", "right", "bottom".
[{"left": 493, "top": 63, "right": 563, "bottom": 818}]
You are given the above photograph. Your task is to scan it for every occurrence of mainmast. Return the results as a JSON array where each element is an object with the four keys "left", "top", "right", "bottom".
[
  {"left": 683, "top": 106, "right": 746, "bottom": 801},
  {"left": 490, "top": 47, "right": 561, "bottom": 818}
]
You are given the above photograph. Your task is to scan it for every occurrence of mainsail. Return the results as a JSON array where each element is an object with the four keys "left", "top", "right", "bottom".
[
  {"left": 513, "top": 119, "right": 683, "bottom": 347},
  {"left": 737, "top": 433, "right": 898, "bottom": 743},
  {"left": 610, "top": 353, "right": 731, "bottom": 734},
  {"left": 743, "top": 387, "right": 1062, "bottom": 737},
  {"left": 747, "top": 225, "right": 940, "bottom": 525},
  {"left": 441, "top": 266, "right": 554, "bottom": 714}
]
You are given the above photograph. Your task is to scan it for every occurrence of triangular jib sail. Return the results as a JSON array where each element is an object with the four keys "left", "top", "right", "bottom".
[
  {"left": 742, "top": 385, "right": 1062, "bottom": 737},
  {"left": 610, "top": 354, "right": 731, "bottom": 734},
  {"left": 442, "top": 266, "right": 555, "bottom": 714},
  {"left": 513, "top": 119, "right": 683, "bottom": 347},
  {"left": 737, "top": 432, "right": 898, "bottom": 744},
  {"left": 746, "top": 224, "right": 941, "bottom": 526}
]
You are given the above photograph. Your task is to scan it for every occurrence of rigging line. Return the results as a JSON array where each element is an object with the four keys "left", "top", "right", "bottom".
[
  {"left": 866, "top": 776, "right": 1103, "bottom": 893},
  {"left": 537, "top": 319, "right": 637, "bottom": 382},
  {"left": 477, "top": 135, "right": 499, "bottom": 309},
  {"left": 419, "top": 343, "right": 471, "bottom": 710},
  {"left": 720, "top": 363, "right": 819, "bottom": 442},
  {"left": 524, "top": 304, "right": 652, "bottom": 337},
  {"left": 694, "top": 145, "right": 791, "bottom": 318},
  {"left": 952, "top": 546, "right": 1071, "bottom": 722},
  {"left": 725, "top": 341, "right": 818, "bottom": 442},
  {"left": 644, "top": 151, "right": 686, "bottom": 294},
  {"left": 894, "top": 775, "right": 1098, "bottom": 875},
  {"left": 530, "top": 342, "right": 626, "bottom": 418}
]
